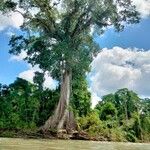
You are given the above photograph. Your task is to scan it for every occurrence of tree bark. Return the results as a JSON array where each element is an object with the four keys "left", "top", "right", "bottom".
[{"left": 41, "top": 70, "right": 77, "bottom": 133}]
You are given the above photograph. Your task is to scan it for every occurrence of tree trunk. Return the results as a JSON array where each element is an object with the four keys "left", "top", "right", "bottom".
[
  {"left": 125, "top": 102, "right": 128, "bottom": 121},
  {"left": 41, "top": 70, "right": 77, "bottom": 133}
]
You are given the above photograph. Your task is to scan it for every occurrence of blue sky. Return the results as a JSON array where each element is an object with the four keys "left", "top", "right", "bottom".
[
  {"left": 0, "top": 30, "right": 28, "bottom": 84},
  {"left": 0, "top": 0, "right": 150, "bottom": 107},
  {"left": 95, "top": 18, "right": 150, "bottom": 50}
]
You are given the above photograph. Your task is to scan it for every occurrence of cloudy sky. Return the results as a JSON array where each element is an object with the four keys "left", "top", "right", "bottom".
[{"left": 0, "top": 0, "right": 150, "bottom": 107}]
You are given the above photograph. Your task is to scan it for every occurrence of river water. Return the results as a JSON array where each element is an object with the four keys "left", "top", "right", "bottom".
[{"left": 0, "top": 138, "right": 149, "bottom": 150}]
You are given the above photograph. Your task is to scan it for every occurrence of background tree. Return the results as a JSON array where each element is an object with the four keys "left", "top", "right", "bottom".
[
  {"left": 72, "top": 75, "right": 91, "bottom": 117},
  {"left": 0, "top": 78, "right": 39, "bottom": 129},
  {"left": 33, "top": 72, "right": 60, "bottom": 126},
  {"left": 0, "top": 0, "right": 140, "bottom": 132},
  {"left": 0, "top": 78, "right": 60, "bottom": 129},
  {"left": 95, "top": 88, "right": 148, "bottom": 142},
  {"left": 100, "top": 102, "right": 117, "bottom": 121},
  {"left": 96, "top": 89, "right": 141, "bottom": 122},
  {"left": 115, "top": 88, "right": 140, "bottom": 121}
]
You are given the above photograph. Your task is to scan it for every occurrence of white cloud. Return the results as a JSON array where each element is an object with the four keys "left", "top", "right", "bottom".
[
  {"left": 18, "top": 65, "right": 58, "bottom": 90},
  {"left": 88, "top": 88, "right": 102, "bottom": 108},
  {"left": 91, "top": 92, "right": 102, "bottom": 108},
  {"left": 43, "top": 71, "right": 58, "bottom": 89},
  {"left": 89, "top": 47, "right": 150, "bottom": 98},
  {"left": 51, "top": 0, "right": 63, "bottom": 13},
  {"left": 18, "top": 65, "right": 41, "bottom": 83},
  {"left": 0, "top": 12, "right": 23, "bottom": 31},
  {"left": 10, "top": 51, "right": 27, "bottom": 61},
  {"left": 11, "top": 12, "right": 24, "bottom": 28},
  {"left": 19, "top": 69, "right": 35, "bottom": 83},
  {"left": 133, "top": 0, "right": 150, "bottom": 17}
]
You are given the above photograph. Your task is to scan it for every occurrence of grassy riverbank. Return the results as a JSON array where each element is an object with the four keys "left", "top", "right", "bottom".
[
  {"left": 0, "top": 138, "right": 150, "bottom": 150},
  {"left": 0, "top": 129, "right": 150, "bottom": 143}
]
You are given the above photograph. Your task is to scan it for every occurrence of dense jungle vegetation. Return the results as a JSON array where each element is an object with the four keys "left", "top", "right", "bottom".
[{"left": 0, "top": 78, "right": 149, "bottom": 142}]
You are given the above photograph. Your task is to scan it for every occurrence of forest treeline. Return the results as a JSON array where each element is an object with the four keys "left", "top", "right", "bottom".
[{"left": 0, "top": 77, "right": 149, "bottom": 142}]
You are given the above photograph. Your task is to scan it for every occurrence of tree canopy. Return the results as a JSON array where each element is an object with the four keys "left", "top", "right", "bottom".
[{"left": 0, "top": 0, "right": 140, "bottom": 80}]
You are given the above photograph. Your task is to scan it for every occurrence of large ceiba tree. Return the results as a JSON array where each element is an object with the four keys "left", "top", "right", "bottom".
[{"left": 0, "top": 0, "right": 140, "bottom": 133}]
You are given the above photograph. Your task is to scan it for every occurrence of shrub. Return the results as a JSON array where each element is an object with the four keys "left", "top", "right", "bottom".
[
  {"left": 126, "top": 131, "right": 137, "bottom": 142},
  {"left": 78, "top": 111, "right": 104, "bottom": 136}
]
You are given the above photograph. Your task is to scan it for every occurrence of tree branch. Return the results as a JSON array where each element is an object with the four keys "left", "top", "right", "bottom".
[{"left": 71, "top": 5, "right": 93, "bottom": 38}]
